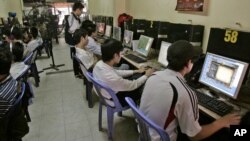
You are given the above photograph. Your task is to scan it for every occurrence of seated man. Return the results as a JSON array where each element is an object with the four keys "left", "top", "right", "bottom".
[
  {"left": 23, "top": 27, "right": 42, "bottom": 57},
  {"left": 0, "top": 47, "right": 18, "bottom": 118},
  {"left": 93, "top": 39, "right": 154, "bottom": 106},
  {"left": 82, "top": 21, "right": 102, "bottom": 56},
  {"left": 10, "top": 42, "right": 29, "bottom": 79},
  {"left": 73, "top": 28, "right": 98, "bottom": 71},
  {"left": 139, "top": 40, "right": 241, "bottom": 141}
]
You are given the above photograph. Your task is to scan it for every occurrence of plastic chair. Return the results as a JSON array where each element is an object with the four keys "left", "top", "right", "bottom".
[
  {"left": 14, "top": 82, "right": 26, "bottom": 106},
  {"left": 125, "top": 97, "right": 170, "bottom": 141},
  {"left": 86, "top": 72, "right": 130, "bottom": 140},
  {"left": 16, "top": 65, "right": 30, "bottom": 81},
  {"left": 72, "top": 55, "right": 93, "bottom": 108},
  {"left": 23, "top": 52, "right": 33, "bottom": 65}
]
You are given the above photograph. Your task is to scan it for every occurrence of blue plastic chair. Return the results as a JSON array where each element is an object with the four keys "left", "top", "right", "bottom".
[
  {"left": 86, "top": 72, "right": 130, "bottom": 140},
  {"left": 14, "top": 82, "right": 26, "bottom": 106},
  {"left": 125, "top": 97, "right": 170, "bottom": 141},
  {"left": 23, "top": 52, "right": 33, "bottom": 65},
  {"left": 72, "top": 55, "right": 93, "bottom": 108},
  {"left": 16, "top": 65, "right": 30, "bottom": 81}
]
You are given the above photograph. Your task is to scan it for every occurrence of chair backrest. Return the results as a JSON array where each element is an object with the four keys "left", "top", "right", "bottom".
[
  {"left": 16, "top": 65, "right": 30, "bottom": 81},
  {"left": 72, "top": 54, "right": 91, "bottom": 81},
  {"left": 14, "top": 82, "right": 26, "bottom": 106},
  {"left": 23, "top": 52, "right": 33, "bottom": 65},
  {"left": 86, "top": 72, "right": 123, "bottom": 108},
  {"left": 125, "top": 97, "right": 170, "bottom": 141}
]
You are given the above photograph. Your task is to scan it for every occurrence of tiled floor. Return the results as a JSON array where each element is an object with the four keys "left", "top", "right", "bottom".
[{"left": 23, "top": 39, "right": 139, "bottom": 141}]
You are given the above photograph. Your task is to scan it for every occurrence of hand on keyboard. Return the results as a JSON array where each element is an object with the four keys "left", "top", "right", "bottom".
[
  {"left": 145, "top": 68, "right": 154, "bottom": 77},
  {"left": 215, "top": 113, "right": 241, "bottom": 128}
]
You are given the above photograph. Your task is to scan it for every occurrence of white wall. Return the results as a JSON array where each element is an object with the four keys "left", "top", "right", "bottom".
[
  {"left": 126, "top": 0, "right": 250, "bottom": 52},
  {"left": 0, "top": 0, "right": 23, "bottom": 23},
  {"left": 88, "top": 0, "right": 114, "bottom": 16}
]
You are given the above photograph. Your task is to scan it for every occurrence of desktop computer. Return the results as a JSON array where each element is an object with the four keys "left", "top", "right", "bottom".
[
  {"left": 104, "top": 25, "right": 112, "bottom": 38},
  {"left": 124, "top": 35, "right": 154, "bottom": 63},
  {"left": 158, "top": 41, "right": 171, "bottom": 67},
  {"left": 123, "top": 30, "right": 133, "bottom": 48},
  {"left": 96, "top": 22, "right": 105, "bottom": 35},
  {"left": 113, "top": 26, "right": 121, "bottom": 41},
  {"left": 199, "top": 53, "right": 249, "bottom": 99}
]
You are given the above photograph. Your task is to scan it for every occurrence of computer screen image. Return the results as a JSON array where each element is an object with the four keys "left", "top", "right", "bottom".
[
  {"left": 158, "top": 41, "right": 171, "bottom": 67},
  {"left": 113, "top": 26, "right": 121, "bottom": 41},
  {"left": 135, "top": 35, "right": 154, "bottom": 57},
  {"left": 104, "top": 25, "right": 112, "bottom": 37},
  {"left": 123, "top": 30, "right": 133, "bottom": 48},
  {"left": 96, "top": 22, "right": 105, "bottom": 34},
  {"left": 199, "top": 53, "right": 249, "bottom": 99}
]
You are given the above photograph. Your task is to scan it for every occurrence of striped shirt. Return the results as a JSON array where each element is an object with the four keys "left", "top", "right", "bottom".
[
  {"left": 0, "top": 75, "right": 18, "bottom": 118},
  {"left": 140, "top": 69, "right": 201, "bottom": 141}
]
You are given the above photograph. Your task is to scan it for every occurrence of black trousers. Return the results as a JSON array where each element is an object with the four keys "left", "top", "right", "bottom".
[
  {"left": 116, "top": 73, "right": 145, "bottom": 107},
  {"left": 71, "top": 47, "right": 82, "bottom": 76}
]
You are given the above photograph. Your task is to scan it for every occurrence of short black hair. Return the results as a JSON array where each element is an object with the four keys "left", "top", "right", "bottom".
[
  {"left": 101, "top": 39, "right": 123, "bottom": 62},
  {"left": 167, "top": 40, "right": 198, "bottom": 71},
  {"left": 29, "top": 27, "right": 38, "bottom": 39},
  {"left": 82, "top": 21, "right": 96, "bottom": 36},
  {"left": 0, "top": 47, "right": 12, "bottom": 75},
  {"left": 12, "top": 42, "right": 24, "bottom": 62},
  {"left": 72, "top": 2, "right": 84, "bottom": 11},
  {"left": 73, "top": 28, "right": 88, "bottom": 45},
  {"left": 11, "top": 26, "right": 22, "bottom": 40}
]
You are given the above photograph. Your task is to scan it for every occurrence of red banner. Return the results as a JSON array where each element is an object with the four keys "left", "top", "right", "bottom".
[{"left": 176, "top": 0, "right": 204, "bottom": 12}]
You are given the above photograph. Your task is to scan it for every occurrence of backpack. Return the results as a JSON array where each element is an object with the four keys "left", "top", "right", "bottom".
[{"left": 64, "top": 15, "right": 74, "bottom": 45}]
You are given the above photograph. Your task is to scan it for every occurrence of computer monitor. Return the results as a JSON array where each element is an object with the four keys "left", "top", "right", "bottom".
[
  {"left": 158, "top": 41, "right": 171, "bottom": 67},
  {"left": 96, "top": 22, "right": 105, "bottom": 35},
  {"left": 123, "top": 30, "right": 133, "bottom": 48},
  {"left": 199, "top": 52, "right": 249, "bottom": 99},
  {"left": 104, "top": 25, "right": 112, "bottom": 37},
  {"left": 135, "top": 35, "right": 154, "bottom": 57},
  {"left": 113, "top": 26, "right": 121, "bottom": 41}
]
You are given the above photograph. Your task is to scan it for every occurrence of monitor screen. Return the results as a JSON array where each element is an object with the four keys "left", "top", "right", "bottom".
[
  {"left": 135, "top": 35, "right": 154, "bottom": 57},
  {"left": 104, "top": 25, "right": 112, "bottom": 37},
  {"left": 113, "top": 27, "right": 121, "bottom": 41},
  {"left": 158, "top": 41, "right": 171, "bottom": 67},
  {"left": 96, "top": 22, "right": 105, "bottom": 34},
  {"left": 199, "top": 53, "right": 249, "bottom": 99},
  {"left": 123, "top": 30, "right": 133, "bottom": 48}
]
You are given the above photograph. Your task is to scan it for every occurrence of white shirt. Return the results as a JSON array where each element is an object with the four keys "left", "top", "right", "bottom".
[
  {"left": 87, "top": 37, "right": 101, "bottom": 56},
  {"left": 140, "top": 69, "right": 201, "bottom": 141},
  {"left": 10, "top": 62, "right": 29, "bottom": 79},
  {"left": 75, "top": 47, "right": 95, "bottom": 70},
  {"left": 93, "top": 60, "right": 148, "bottom": 98},
  {"left": 24, "top": 39, "right": 40, "bottom": 57},
  {"left": 68, "top": 13, "right": 81, "bottom": 34}
]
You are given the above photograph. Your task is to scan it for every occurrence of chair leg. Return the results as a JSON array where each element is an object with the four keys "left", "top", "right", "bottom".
[
  {"left": 118, "top": 111, "right": 122, "bottom": 117},
  {"left": 107, "top": 107, "right": 114, "bottom": 140},
  {"left": 98, "top": 103, "right": 103, "bottom": 131},
  {"left": 87, "top": 83, "right": 93, "bottom": 108},
  {"left": 25, "top": 108, "right": 31, "bottom": 122}
]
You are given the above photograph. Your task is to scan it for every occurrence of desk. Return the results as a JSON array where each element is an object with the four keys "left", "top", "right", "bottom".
[{"left": 122, "top": 52, "right": 250, "bottom": 120}]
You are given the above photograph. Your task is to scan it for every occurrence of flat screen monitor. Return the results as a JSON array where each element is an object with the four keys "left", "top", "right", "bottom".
[
  {"left": 104, "top": 25, "right": 112, "bottom": 37},
  {"left": 158, "top": 41, "right": 171, "bottom": 67},
  {"left": 113, "top": 26, "right": 121, "bottom": 41},
  {"left": 96, "top": 22, "right": 105, "bottom": 34},
  {"left": 123, "top": 30, "right": 133, "bottom": 48},
  {"left": 199, "top": 52, "right": 249, "bottom": 99},
  {"left": 135, "top": 35, "right": 154, "bottom": 57}
]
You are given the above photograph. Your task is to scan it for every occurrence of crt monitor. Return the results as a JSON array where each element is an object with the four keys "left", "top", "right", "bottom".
[
  {"left": 113, "top": 26, "right": 121, "bottom": 41},
  {"left": 199, "top": 52, "right": 249, "bottom": 99},
  {"left": 96, "top": 22, "right": 105, "bottom": 34},
  {"left": 135, "top": 35, "right": 154, "bottom": 57},
  {"left": 158, "top": 41, "right": 171, "bottom": 67},
  {"left": 104, "top": 25, "right": 112, "bottom": 37},
  {"left": 123, "top": 30, "right": 133, "bottom": 48}
]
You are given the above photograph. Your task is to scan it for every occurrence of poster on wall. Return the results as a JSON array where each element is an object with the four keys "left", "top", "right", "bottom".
[{"left": 175, "top": 0, "right": 204, "bottom": 12}]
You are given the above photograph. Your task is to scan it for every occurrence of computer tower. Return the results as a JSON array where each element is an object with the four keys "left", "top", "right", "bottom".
[
  {"left": 133, "top": 19, "right": 151, "bottom": 40},
  {"left": 189, "top": 25, "right": 204, "bottom": 47}
]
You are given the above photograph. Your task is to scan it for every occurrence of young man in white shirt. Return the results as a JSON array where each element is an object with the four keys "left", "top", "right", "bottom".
[
  {"left": 93, "top": 39, "right": 154, "bottom": 106},
  {"left": 74, "top": 28, "right": 98, "bottom": 71},
  {"left": 10, "top": 42, "right": 29, "bottom": 80},
  {"left": 139, "top": 40, "right": 241, "bottom": 141},
  {"left": 23, "top": 27, "right": 41, "bottom": 57}
]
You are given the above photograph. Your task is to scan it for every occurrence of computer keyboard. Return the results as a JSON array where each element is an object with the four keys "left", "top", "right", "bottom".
[
  {"left": 125, "top": 54, "right": 147, "bottom": 63},
  {"left": 194, "top": 90, "right": 234, "bottom": 116}
]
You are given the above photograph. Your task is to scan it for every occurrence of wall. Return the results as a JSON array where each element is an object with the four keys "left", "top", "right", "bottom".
[
  {"left": 0, "top": 0, "right": 23, "bottom": 21},
  {"left": 125, "top": 0, "right": 250, "bottom": 52},
  {"left": 88, "top": 0, "right": 114, "bottom": 16}
]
